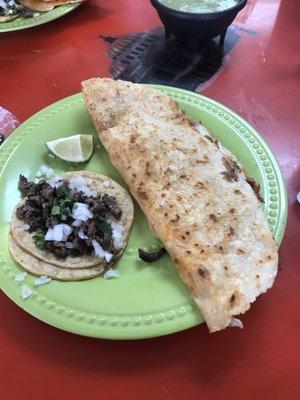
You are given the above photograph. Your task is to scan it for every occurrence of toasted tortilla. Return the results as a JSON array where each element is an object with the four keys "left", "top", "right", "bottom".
[
  {"left": 82, "top": 78, "right": 278, "bottom": 332},
  {"left": 0, "top": 14, "right": 19, "bottom": 23},
  {"left": 11, "top": 171, "right": 134, "bottom": 269},
  {"left": 19, "top": 0, "right": 82, "bottom": 12},
  {"left": 9, "top": 232, "right": 105, "bottom": 281}
]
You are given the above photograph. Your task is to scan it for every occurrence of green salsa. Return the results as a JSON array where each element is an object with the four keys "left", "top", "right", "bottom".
[{"left": 159, "top": 0, "right": 239, "bottom": 13}]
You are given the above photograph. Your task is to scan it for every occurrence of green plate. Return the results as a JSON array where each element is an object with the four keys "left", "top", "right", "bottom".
[
  {"left": 0, "top": 4, "right": 81, "bottom": 33},
  {"left": 0, "top": 86, "right": 287, "bottom": 339}
]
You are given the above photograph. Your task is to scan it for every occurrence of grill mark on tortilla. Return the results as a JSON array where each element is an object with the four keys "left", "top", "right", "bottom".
[
  {"left": 221, "top": 157, "right": 241, "bottom": 182},
  {"left": 209, "top": 213, "right": 218, "bottom": 222},
  {"left": 246, "top": 176, "right": 265, "bottom": 203},
  {"left": 198, "top": 267, "right": 209, "bottom": 278},
  {"left": 204, "top": 135, "right": 220, "bottom": 148}
]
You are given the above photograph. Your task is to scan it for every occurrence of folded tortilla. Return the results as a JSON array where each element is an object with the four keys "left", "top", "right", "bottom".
[
  {"left": 82, "top": 78, "right": 278, "bottom": 332},
  {"left": 9, "top": 231, "right": 106, "bottom": 281}
]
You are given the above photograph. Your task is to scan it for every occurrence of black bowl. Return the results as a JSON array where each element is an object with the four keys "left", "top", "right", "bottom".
[{"left": 150, "top": 0, "right": 247, "bottom": 52}]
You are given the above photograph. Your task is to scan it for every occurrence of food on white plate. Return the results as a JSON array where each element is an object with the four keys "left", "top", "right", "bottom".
[
  {"left": 46, "top": 134, "right": 94, "bottom": 163},
  {"left": 82, "top": 78, "right": 278, "bottom": 333},
  {"left": 9, "top": 171, "right": 134, "bottom": 280}
]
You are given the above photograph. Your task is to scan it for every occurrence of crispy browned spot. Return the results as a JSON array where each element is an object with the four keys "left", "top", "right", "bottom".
[
  {"left": 246, "top": 176, "right": 265, "bottom": 203},
  {"left": 267, "top": 255, "right": 272, "bottom": 260},
  {"left": 195, "top": 181, "right": 206, "bottom": 189},
  {"left": 145, "top": 161, "right": 151, "bottom": 177},
  {"left": 237, "top": 249, "right": 245, "bottom": 255},
  {"left": 198, "top": 267, "right": 209, "bottom": 278},
  {"left": 163, "top": 182, "right": 171, "bottom": 190},
  {"left": 209, "top": 213, "right": 217, "bottom": 222},
  {"left": 177, "top": 195, "right": 182, "bottom": 201},
  {"left": 180, "top": 174, "right": 187, "bottom": 179},
  {"left": 171, "top": 214, "right": 180, "bottom": 223},
  {"left": 204, "top": 135, "right": 219, "bottom": 148},
  {"left": 229, "top": 208, "right": 236, "bottom": 214},
  {"left": 137, "top": 189, "right": 148, "bottom": 200},
  {"left": 130, "top": 133, "right": 138, "bottom": 143},
  {"left": 161, "top": 193, "right": 166, "bottom": 198},
  {"left": 181, "top": 235, "right": 186, "bottom": 240},
  {"left": 228, "top": 226, "right": 235, "bottom": 236},
  {"left": 230, "top": 294, "right": 235, "bottom": 304},
  {"left": 200, "top": 249, "right": 205, "bottom": 253},
  {"left": 164, "top": 212, "right": 168, "bottom": 217},
  {"left": 188, "top": 120, "right": 196, "bottom": 128},
  {"left": 219, "top": 246, "right": 224, "bottom": 252},
  {"left": 174, "top": 258, "right": 179, "bottom": 264},
  {"left": 204, "top": 135, "right": 214, "bottom": 143},
  {"left": 234, "top": 189, "right": 241, "bottom": 195},
  {"left": 194, "top": 243, "right": 199, "bottom": 247},
  {"left": 221, "top": 157, "right": 241, "bottom": 182},
  {"left": 224, "top": 266, "right": 228, "bottom": 271},
  {"left": 164, "top": 167, "right": 172, "bottom": 175},
  {"left": 196, "top": 155, "right": 210, "bottom": 164},
  {"left": 256, "top": 274, "right": 260, "bottom": 278},
  {"left": 186, "top": 250, "right": 191, "bottom": 254},
  {"left": 185, "top": 231, "right": 190, "bottom": 235}
]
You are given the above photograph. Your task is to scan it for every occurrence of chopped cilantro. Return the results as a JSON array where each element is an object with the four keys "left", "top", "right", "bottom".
[
  {"left": 51, "top": 205, "right": 61, "bottom": 216},
  {"left": 34, "top": 229, "right": 45, "bottom": 250},
  {"left": 95, "top": 216, "right": 112, "bottom": 235}
]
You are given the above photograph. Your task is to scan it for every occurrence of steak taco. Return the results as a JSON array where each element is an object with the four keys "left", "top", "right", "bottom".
[{"left": 10, "top": 171, "right": 134, "bottom": 273}]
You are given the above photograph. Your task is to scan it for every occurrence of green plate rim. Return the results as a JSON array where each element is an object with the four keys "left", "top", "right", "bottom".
[
  {"left": 0, "top": 86, "right": 288, "bottom": 339},
  {"left": 0, "top": 3, "right": 81, "bottom": 33}
]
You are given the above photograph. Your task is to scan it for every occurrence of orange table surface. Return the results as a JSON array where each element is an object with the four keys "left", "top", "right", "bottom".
[{"left": 0, "top": 1, "right": 299, "bottom": 399}]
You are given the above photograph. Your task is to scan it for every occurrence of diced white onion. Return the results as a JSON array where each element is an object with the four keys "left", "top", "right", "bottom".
[
  {"left": 21, "top": 285, "right": 33, "bottom": 300},
  {"left": 109, "top": 219, "right": 124, "bottom": 250},
  {"left": 23, "top": 224, "right": 30, "bottom": 231},
  {"left": 78, "top": 231, "right": 88, "bottom": 240},
  {"left": 69, "top": 176, "right": 95, "bottom": 197},
  {"left": 47, "top": 176, "right": 63, "bottom": 188},
  {"left": 34, "top": 276, "right": 52, "bottom": 286},
  {"left": 72, "top": 219, "right": 83, "bottom": 227},
  {"left": 36, "top": 165, "right": 54, "bottom": 179},
  {"left": 103, "top": 268, "right": 119, "bottom": 279},
  {"left": 103, "top": 180, "right": 110, "bottom": 188},
  {"left": 14, "top": 272, "right": 27, "bottom": 282},
  {"left": 71, "top": 202, "right": 93, "bottom": 222},
  {"left": 92, "top": 239, "right": 113, "bottom": 263},
  {"left": 229, "top": 318, "right": 244, "bottom": 329},
  {"left": 45, "top": 224, "right": 73, "bottom": 242}
]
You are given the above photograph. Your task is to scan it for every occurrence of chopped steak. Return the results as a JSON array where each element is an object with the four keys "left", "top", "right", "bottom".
[{"left": 16, "top": 175, "right": 123, "bottom": 259}]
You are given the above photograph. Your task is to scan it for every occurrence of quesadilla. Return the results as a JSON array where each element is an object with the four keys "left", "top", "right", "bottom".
[{"left": 82, "top": 78, "right": 278, "bottom": 332}]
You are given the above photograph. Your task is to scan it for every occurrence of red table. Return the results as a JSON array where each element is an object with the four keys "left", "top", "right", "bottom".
[{"left": 1, "top": 1, "right": 299, "bottom": 399}]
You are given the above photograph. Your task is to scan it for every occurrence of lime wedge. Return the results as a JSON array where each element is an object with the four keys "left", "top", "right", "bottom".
[{"left": 46, "top": 134, "right": 94, "bottom": 162}]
